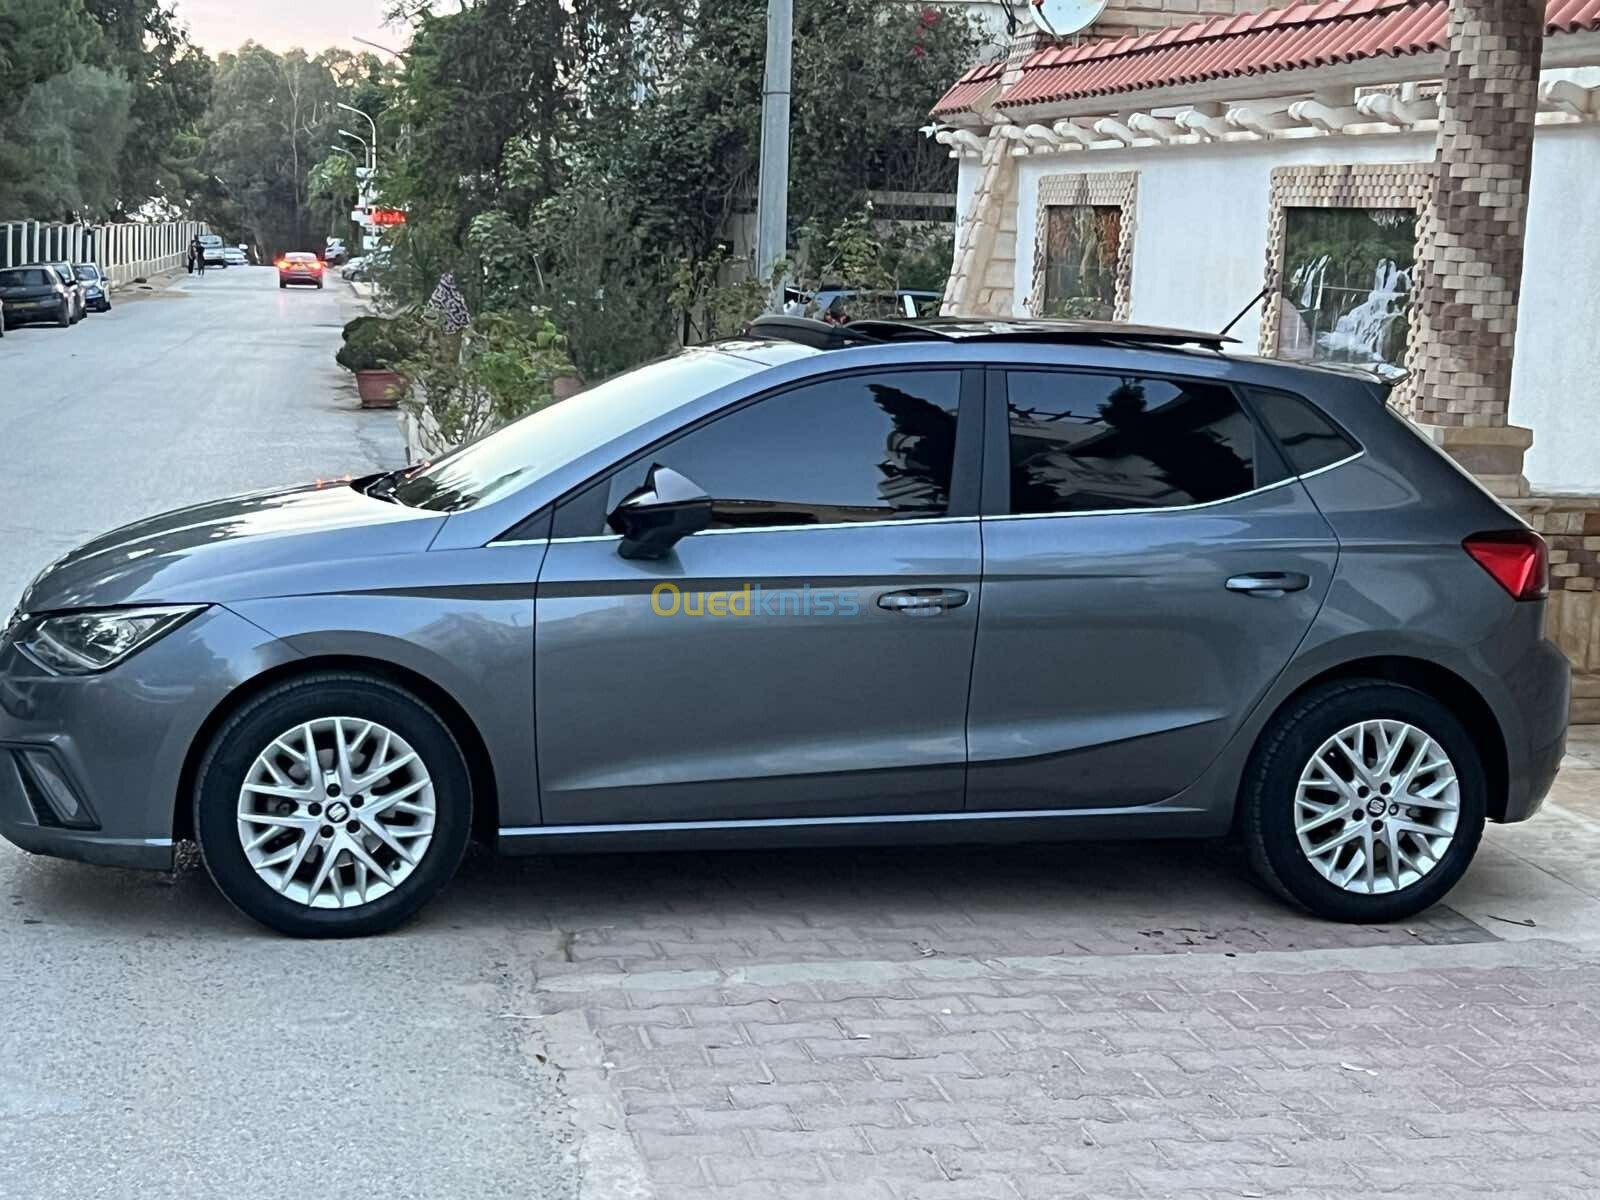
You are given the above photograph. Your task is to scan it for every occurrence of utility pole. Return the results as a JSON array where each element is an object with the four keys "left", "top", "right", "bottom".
[{"left": 755, "top": 0, "right": 793, "bottom": 311}]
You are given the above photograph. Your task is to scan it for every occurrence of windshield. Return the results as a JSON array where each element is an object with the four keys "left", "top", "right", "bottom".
[
  {"left": 74, "top": 265, "right": 100, "bottom": 280},
  {"left": 0, "top": 269, "right": 53, "bottom": 288},
  {"left": 198, "top": 235, "right": 223, "bottom": 247},
  {"left": 388, "top": 347, "right": 780, "bottom": 513}
]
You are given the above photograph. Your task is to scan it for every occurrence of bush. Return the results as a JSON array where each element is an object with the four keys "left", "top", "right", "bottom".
[
  {"left": 399, "top": 309, "right": 576, "bottom": 450},
  {"left": 336, "top": 316, "right": 419, "bottom": 373}
]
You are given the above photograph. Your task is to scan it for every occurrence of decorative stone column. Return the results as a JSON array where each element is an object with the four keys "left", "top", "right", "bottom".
[
  {"left": 1410, "top": 0, "right": 1545, "bottom": 496},
  {"left": 941, "top": 33, "right": 1034, "bottom": 318}
]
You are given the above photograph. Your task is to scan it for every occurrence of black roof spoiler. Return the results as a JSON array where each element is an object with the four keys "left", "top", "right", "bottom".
[{"left": 746, "top": 314, "right": 1235, "bottom": 352}]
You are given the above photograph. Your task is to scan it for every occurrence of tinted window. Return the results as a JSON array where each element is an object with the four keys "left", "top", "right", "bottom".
[
  {"left": 1249, "top": 387, "right": 1360, "bottom": 475},
  {"left": 606, "top": 371, "right": 962, "bottom": 530},
  {"left": 0, "top": 269, "right": 54, "bottom": 287},
  {"left": 1006, "top": 371, "right": 1257, "bottom": 515},
  {"left": 390, "top": 346, "right": 797, "bottom": 513}
]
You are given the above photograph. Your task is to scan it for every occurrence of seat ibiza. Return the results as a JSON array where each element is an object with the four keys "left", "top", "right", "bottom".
[{"left": 0, "top": 319, "right": 1569, "bottom": 936}]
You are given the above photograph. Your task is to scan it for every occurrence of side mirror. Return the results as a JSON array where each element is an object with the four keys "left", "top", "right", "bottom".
[{"left": 608, "top": 466, "right": 713, "bottom": 560}]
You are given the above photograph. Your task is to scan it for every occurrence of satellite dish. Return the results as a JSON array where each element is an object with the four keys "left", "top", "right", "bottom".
[{"left": 1029, "top": 0, "right": 1110, "bottom": 37}]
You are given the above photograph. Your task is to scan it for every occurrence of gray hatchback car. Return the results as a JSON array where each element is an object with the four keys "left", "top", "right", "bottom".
[{"left": 0, "top": 318, "right": 1569, "bottom": 937}]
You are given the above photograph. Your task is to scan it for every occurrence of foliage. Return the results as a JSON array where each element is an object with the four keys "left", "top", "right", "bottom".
[
  {"left": 336, "top": 316, "right": 419, "bottom": 373},
  {"left": 200, "top": 45, "right": 383, "bottom": 254},
  {"left": 399, "top": 309, "right": 576, "bottom": 448},
  {"left": 0, "top": 0, "right": 210, "bottom": 221},
  {"left": 0, "top": 64, "right": 134, "bottom": 218}
]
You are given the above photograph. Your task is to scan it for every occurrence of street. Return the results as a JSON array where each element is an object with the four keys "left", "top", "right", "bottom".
[{"left": 3, "top": 268, "right": 1600, "bottom": 1199}]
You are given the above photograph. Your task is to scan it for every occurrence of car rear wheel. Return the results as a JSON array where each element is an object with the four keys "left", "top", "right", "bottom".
[
  {"left": 56, "top": 301, "right": 71, "bottom": 328},
  {"left": 1242, "top": 680, "right": 1485, "bottom": 923},
  {"left": 194, "top": 673, "right": 473, "bottom": 937}
]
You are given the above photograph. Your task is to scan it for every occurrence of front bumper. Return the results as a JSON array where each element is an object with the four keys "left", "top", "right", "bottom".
[{"left": 0, "top": 605, "right": 301, "bottom": 870}]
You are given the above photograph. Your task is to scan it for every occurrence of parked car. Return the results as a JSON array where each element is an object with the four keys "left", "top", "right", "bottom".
[
  {"left": 223, "top": 247, "right": 249, "bottom": 268},
  {"left": 325, "top": 238, "right": 348, "bottom": 265},
  {"left": 44, "top": 262, "right": 87, "bottom": 322},
  {"left": 276, "top": 252, "right": 325, "bottom": 289},
  {"left": 0, "top": 265, "right": 76, "bottom": 329},
  {"left": 72, "top": 263, "right": 111, "bottom": 313},
  {"left": 0, "top": 317, "right": 1568, "bottom": 937},
  {"left": 340, "top": 255, "right": 369, "bottom": 280},
  {"left": 198, "top": 234, "right": 227, "bottom": 268}
]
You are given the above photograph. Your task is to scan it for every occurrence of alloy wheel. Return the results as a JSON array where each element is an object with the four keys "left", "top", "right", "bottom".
[
  {"left": 1293, "top": 719, "right": 1460, "bottom": 895},
  {"left": 235, "top": 716, "right": 436, "bottom": 908}
]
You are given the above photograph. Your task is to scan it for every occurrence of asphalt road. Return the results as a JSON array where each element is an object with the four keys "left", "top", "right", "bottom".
[{"left": 0, "top": 267, "right": 580, "bottom": 1200}]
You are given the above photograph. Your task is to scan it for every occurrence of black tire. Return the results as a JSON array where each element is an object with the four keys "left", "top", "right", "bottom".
[
  {"left": 1242, "top": 680, "right": 1486, "bottom": 923},
  {"left": 194, "top": 672, "right": 473, "bottom": 938},
  {"left": 279, "top": 280, "right": 287, "bottom": 289},
  {"left": 57, "top": 301, "right": 71, "bottom": 328}
]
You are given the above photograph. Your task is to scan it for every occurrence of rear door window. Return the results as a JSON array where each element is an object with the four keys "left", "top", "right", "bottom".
[{"left": 1003, "top": 370, "right": 1259, "bottom": 515}]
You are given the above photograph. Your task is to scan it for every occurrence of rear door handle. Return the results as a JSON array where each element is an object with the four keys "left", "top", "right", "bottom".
[
  {"left": 877, "top": 587, "right": 970, "bottom": 616},
  {"left": 1226, "top": 572, "right": 1311, "bottom": 597}
]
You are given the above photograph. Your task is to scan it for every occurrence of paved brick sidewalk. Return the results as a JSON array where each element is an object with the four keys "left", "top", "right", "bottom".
[{"left": 511, "top": 740, "right": 1600, "bottom": 1200}]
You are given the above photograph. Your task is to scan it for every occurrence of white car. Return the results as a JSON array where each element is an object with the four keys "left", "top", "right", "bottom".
[
  {"left": 198, "top": 234, "right": 227, "bottom": 268},
  {"left": 223, "top": 247, "right": 249, "bottom": 267}
]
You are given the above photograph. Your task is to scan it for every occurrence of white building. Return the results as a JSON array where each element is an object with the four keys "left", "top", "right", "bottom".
[{"left": 933, "top": 0, "right": 1600, "bottom": 491}]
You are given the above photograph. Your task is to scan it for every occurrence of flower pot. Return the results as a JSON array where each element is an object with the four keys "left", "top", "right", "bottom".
[{"left": 355, "top": 369, "right": 404, "bottom": 409}]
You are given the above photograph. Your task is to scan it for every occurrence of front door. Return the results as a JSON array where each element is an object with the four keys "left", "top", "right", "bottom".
[
  {"left": 966, "top": 367, "right": 1339, "bottom": 811},
  {"left": 535, "top": 368, "right": 984, "bottom": 826}
]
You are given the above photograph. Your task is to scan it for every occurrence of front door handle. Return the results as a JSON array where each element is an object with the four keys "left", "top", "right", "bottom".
[
  {"left": 877, "top": 587, "right": 970, "bottom": 616},
  {"left": 1226, "top": 572, "right": 1311, "bottom": 597}
]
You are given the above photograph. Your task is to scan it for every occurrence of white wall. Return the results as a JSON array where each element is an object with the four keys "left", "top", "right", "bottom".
[
  {"left": 1509, "top": 124, "right": 1600, "bottom": 492},
  {"left": 1003, "top": 125, "right": 1600, "bottom": 493}
]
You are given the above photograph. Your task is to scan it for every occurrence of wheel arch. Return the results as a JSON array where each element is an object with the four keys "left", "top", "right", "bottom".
[
  {"left": 1239, "top": 655, "right": 1510, "bottom": 824},
  {"left": 174, "top": 655, "right": 500, "bottom": 845}
]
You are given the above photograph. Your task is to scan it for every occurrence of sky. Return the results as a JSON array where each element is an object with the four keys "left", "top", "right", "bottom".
[{"left": 171, "top": 0, "right": 405, "bottom": 55}]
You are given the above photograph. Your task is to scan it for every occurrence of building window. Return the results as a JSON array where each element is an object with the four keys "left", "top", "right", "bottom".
[
  {"left": 1278, "top": 206, "right": 1417, "bottom": 370},
  {"left": 1040, "top": 205, "right": 1121, "bottom": 320}
]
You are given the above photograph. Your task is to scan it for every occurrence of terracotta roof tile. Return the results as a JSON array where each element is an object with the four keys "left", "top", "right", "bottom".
[{"left": 928, "top": 0, "right": 1600, "bottom": 113}]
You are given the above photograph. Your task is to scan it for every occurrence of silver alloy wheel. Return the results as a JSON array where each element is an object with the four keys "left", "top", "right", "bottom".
[
  {"left": 235, "top": 716, "right": 436, "bottom": 909},
  {"left": 1294, "top": 719, "right": 1460, "bottom": 895}
]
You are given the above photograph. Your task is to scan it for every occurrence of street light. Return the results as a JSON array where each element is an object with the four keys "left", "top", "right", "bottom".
[
  {"left": 337, "top": 128, "right": 370, "bottom": 172},
  {"left": 337, "top": 102, "right": 378, "bottom": 173},
  {"left": 329, "top": 145, "right": 358, "bottom": 161}
]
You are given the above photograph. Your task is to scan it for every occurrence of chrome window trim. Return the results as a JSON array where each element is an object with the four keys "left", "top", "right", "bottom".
[
  {"left": 985, "top": 451, "right": 1365, "bottom": 523},
  {"left": 545, "top": 513, "right": 980, "bottom": 545},
  {"left": 486, "top": 537, "right": 551, "bottom": 548}
]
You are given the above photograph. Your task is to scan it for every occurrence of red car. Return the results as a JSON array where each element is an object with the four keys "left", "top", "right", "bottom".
[{"left": 276, "top": 252, "right": 325, "bottom": 290}]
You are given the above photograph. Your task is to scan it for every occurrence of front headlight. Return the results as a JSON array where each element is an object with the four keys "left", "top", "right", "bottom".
[{"left": 15, "top": 606, "right": 204, "bottom": 674}]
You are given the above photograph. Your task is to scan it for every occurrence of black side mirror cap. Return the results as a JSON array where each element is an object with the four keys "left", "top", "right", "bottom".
[{"left": 609, "top": 465, "right": 713, "bottom": 560}]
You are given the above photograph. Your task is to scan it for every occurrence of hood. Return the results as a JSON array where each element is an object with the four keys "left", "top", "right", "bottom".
[{"left": 19, "top": 483, "right": 447, "bottom": 613}]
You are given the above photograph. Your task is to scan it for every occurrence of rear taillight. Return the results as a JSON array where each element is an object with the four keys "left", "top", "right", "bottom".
[
  {"left": 1464, "top": 530, "right": 1548, "bottom": 600},
  {"left": 275, "top": 259, "right": 288, "bottom": 269}
]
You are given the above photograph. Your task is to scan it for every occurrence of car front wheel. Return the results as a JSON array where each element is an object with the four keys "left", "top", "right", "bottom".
[
  {"left": 1242, "top": 680, "right": 1485, "bottom": 923},
  {"left": 194, "top": 673, "right": 473, "bottom": 937}
]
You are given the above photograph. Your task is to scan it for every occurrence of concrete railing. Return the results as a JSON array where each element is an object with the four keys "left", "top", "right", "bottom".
[{"left": 1, "top": 218, "right": 211, "bottom": 290}]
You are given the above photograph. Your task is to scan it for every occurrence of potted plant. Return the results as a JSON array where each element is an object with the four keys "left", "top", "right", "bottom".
[{"left": 336, "top": 316, "right": 418, "bottom": 408}]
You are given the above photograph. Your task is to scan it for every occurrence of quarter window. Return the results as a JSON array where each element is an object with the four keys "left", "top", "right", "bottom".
[
  {"left": 1006, "top": 371, "right": 1258, "bottom": 515},
  {"left": 1248, "top": 387, "right": 1360, "bottom": 475},
  {"left": 607, "top": 371, "right": 963, "bottom": 529}
]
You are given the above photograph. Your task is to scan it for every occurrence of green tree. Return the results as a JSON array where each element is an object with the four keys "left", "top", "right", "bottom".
[
  {"left": 81, "top": 0, "right": 212, "bottom": 216},
  {"left": 202, "top": 44, "right": 342, "bottom": 253}
]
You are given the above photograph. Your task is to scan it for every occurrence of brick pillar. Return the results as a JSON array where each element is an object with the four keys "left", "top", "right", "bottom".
[
  {"left": 1410, "top": 0, "right": 1545, "bottom": 496},
  {"left": 941, "top": 31, "right": 1034, "bottom": 318}
]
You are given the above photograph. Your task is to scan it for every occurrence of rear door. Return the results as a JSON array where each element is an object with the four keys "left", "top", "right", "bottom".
[
  {"left": 534, "top": 367, "right": 985, "bottom": 826},
  {"left": 966, "top": 366, "right": 1339, "bottom": 811}
]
